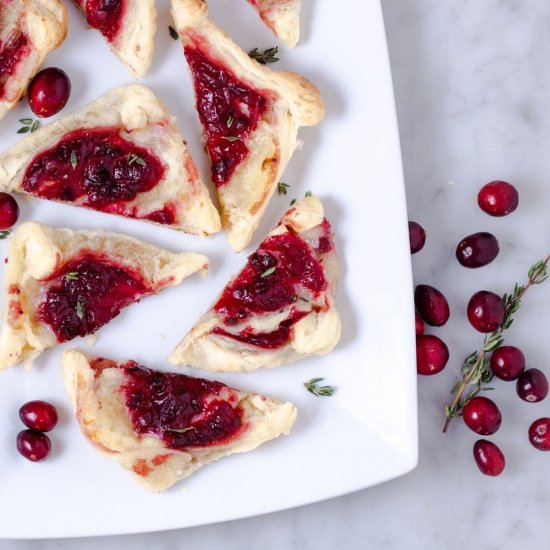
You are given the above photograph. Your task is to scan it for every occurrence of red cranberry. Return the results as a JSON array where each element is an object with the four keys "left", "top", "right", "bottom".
[
  {"left": 416, "top": 335, "right": 449, "bottom": 375},
  {"left": 463, "top": 396, "right": 502, "bottom": 435},
  {"left": 415, "top": 312, "right": 424, "bottom": 337},
  {"left": 478, "top": 180, "right": 519, "bottom": 217},
  {"left": 456, "top": 232, "right": 499, "bottom": 268},
  {"left": 516, "top": 368, "right": 549, "bottom": 402},
  {"left": 490, "top": 346, "right": 525, "bottom": 381},
  {"left": 467, "top": 291, "right": 505, "bottom": 333},
  {"left": 28, "top": 67, "right": 71, "bottom": 118},
  {"left": 414, "top": 285, "right": 450, "bottom": 327},
  {"left": 528, "top": 418, "right": 550, "bottom": 450},
  {"left": 473, "top": 439, "right": 505, "bottom": 476},
  {"left": 408, "top": 221, "right": 426, "bottom": 254},
  {"left": 0, "top": 193, "right": 19, "bottom": 230},
  {"left": 19, "top": 400, "right": 58, "bottom": 432},
  {"left": 16, "top": 429, "right": 52, "bottom": 462}
]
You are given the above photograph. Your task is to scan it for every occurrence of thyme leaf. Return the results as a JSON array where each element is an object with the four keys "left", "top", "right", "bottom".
[{"left": 277, "top": 182, "right": 290, "bottom": 195}]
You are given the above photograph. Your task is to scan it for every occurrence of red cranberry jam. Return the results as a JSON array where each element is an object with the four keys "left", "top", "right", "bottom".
[
  {"left": 36, "top": 254, "right": 150, "bottom": 342},
  {"left": 22, "top": 128, "right": 165, "bottom": 217},
  {"left": 120, "top": 362, "right": 244, "bottom": 448},
  {"left": 81, "top": 0, "right": 124, "bottom": 43},
  {"left": 212, "top": 225, "right": 332, "bottom": 349},
  {"left": 213, "top": 308, "right": 308, "bottom": 349},
  {"left": 184, "top": 47, "right": 269, "bottom": 187},
  {"left": 0, "top": 32, "right": 29, "bottom": 99},
  {"left": 215, "top": 231, "right": 327, "bottom": 324}
]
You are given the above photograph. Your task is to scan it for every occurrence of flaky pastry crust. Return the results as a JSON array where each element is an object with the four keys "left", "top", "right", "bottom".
[
  {"left": 74, "top": 0, "right": 156, "bottom": 78},
  {"left": 0, "top": 84, "right": 221, "bottom": 236},
  {"left": 169, "top": 196, "right": 340, "bottom": 372},
  {"left": 0, "top": 0, "right": 67, "bottom": 120},
  {"left": 171, "top": 0, "right": 324, "bottom": 251},
  {"left": 247, "top": 0, "right": 301, "bottom": 48},
  {"left": 0, "top": 222, "right": 209, "bottom": 369},
  {"left": 62, "top": 349, "right": 297, "bottom": 492}
]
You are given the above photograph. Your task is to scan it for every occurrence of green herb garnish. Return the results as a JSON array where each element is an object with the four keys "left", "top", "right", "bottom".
[
  {"left": 304, "top": 378, "right": 336, "bottom": 397},
  {"left": 261, "top": 266, "right": 276, "bottom": 278},
  {"left": 169, "top": 26, "right": 179, "bottom": 40},
  {"left": 277, "top": 182, "right": 290, "bottom": 195},
  {"left": 248, "top": 46, "right": 279, "bottom": 65},
  {"left": 128, "top": 153, "right": 146, "bottom": 166}
]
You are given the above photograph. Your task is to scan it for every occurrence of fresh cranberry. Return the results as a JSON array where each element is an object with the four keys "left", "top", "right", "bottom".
[
  {"left": 416, "top": 335, "right": 449, "bottom": 375},
  {"left": 490, "top": 346, "right": 525, "bottom": 381},
  {"left": 0, "top": 193, "right": 19, "bottom": 230},
  {"left": 528, "top": 418, "right": 550, "bottom": 450},
  {"left": 456, "top": 232, "right": 499, "bottom": 268},
  {"left": 19, "top": 400, "right": 58, "bottom": 432},
  {"left": 473, "top": 439, "right": 505, "bottom": 476},
  {"left": 516, "top": 368, "right": 549, "bottom": 403},
  {"left": 408, "top": 221, "right": 426, "bottom": 254},
  {"left": 16, "top": 429, "right": 52, "bottom": 462},
  {"left": 414, "top": 285, "right": 450, "bottom": 327},
  {"left": 415, "top": 312, "right": 424, "bottom": 337},
  {"left": 463, "top": 396, "right": 502, "bottom": 435},
  {"left": 478, "top": 180, "right": 519, "bottom": 217},
  {"left": 467, "top": 291, "right": 505, "bottom": 333},
  {"left": 28, "top": 67, "right": 71, "bottom": 118}
]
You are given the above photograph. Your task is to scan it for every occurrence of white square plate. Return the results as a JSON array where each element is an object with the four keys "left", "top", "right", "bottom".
[{"left": 0, "top": 0, "right": 417, "bottom": 538}]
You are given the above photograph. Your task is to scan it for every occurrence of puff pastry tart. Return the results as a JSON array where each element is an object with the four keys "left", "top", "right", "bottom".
[
  {"left": 0, "top": 222, "right": 209, "bottom": 370},
  {"left": 0, "top": 85, "right": 221, "bottom": 236},
  {"left": 62, "top": 349, "right": 296, "bottom": 492},
  {"left": 169, "top": 196, "right": 340, "bottom": 373},
  {"left": 0, "top": 0, "right": 67, "bottom": 120},
  {"left": 246, "top": 0, "right": 300, "bottom": 48},
  {"left": 171, "top": 0, "right": 324, "bottom": 251},
  {"left": 72, "top": 0, "right": 155, "bottom": 78}
]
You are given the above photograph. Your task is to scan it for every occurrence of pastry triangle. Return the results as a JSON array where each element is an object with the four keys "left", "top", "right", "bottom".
[
  {"left": 62, "top": 349, "right": 296, "bottom": 492},
  {"left": 171, "top": 0, "right": 324, "bottom": 251},
  {"left": 0, "top": 222, "right": 209, "bottom": 369},
  {"left": 0, "top": 84, "right": 221, "bottom": 236},
  {"left": 169, "top": 195, "right": 340, "bottom": 372}
]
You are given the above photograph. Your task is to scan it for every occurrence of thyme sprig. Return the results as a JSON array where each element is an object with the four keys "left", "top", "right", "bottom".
[
  {"left": 443, "top": 254, "right": 550, "bottom": 432},
  {"left": 0, "top": 230, "right": 10, "bottom": 240},
  {"left": 248, "top": 46, "right": 279, "bottom": 65},
  {"left": 304, "top": 377, "right": 336, "bottom": 397}
]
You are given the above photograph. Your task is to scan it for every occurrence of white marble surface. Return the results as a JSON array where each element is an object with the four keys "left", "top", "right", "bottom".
[{"left": 6, "top": 0, "right": 550, "bottom": 547}]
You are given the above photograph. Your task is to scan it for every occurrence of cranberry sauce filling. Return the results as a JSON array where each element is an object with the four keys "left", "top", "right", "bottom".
[
  {"left": 0, "top": 32, "right": 29, "bottom": 98},
  {"left": 215, "top": 231, "right": 328, "bottom": 325},
  {"left": 143, "top": 203, "right": 177, "bottom": 225},
  {"left": 184, "top": 47, "right": 269, "bottom": 187},
  {"left": 36, "top": 254, "right": 150, "bottom": 342},
  {"left": 22, "top": 127, "right": 166, "bottom": 216},
  {"left": 213, "top": 308, "right": 308, "bottom": 349},
  {"left": 83, "top": 0, "right": 124, "bottom": 43},
  {"left": 121, "top": 362, "right": 244, "bottom": 448}
]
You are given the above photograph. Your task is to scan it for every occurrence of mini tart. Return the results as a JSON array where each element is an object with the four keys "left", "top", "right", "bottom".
[
  {"left": 246, "top": 0, "right": 301, "bottom": 48},
  {"left": 169, "top": 196, "right": 340, "bottom": 373},
  {"left": 0, "top": 85, "right": 221, "bottom": 236},
  {"left": 0, "top": 0, "right": 67, "bottom": 120},
  {"left": 171, "top": 0, "right": 324, "bottom": 251},
  {"left": 72, "top": 0, "right": 155, "bottom": 78},
  {"left": 62, "top": 349, "right": 297, "bottom": 492},
  {"left": 0, "top": 222, "right": 209, "bottom": 370}
]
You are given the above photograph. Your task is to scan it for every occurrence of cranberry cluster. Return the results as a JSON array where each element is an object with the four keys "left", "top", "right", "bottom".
[
  {"left": 16, "top": 401, "right": 58, "bottom": 462},
  {"left": 411, "top": 180, "right": 550, "bottom": 475}
]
